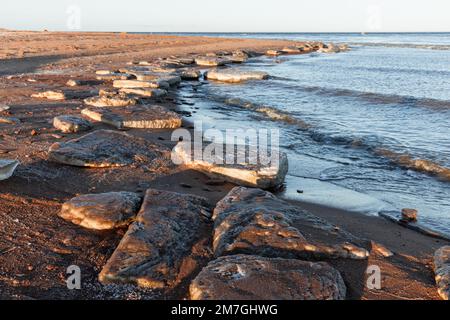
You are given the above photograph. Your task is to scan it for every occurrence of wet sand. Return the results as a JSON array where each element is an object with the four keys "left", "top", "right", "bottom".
[{"left": 0, "top": 31, "right": 448, "bottom": 300}]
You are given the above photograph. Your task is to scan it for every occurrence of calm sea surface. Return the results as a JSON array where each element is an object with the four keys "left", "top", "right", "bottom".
[{"left": 168, "top": 33, "right": 450, "bottom": 236}]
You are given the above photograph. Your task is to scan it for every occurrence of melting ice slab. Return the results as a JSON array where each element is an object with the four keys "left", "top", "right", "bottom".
[
  {"left": 0, "top": 159, "right": 19, "bottom": 181},
  {"left": 283, "top": 175, "right": 388, "bottom": 214}
]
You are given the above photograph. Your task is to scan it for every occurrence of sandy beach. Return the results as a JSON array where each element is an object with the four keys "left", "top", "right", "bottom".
[
  {"left": 0, "top": 30, "right": 448, "bottom": 300},
  {"left": 0, "top": 31, "right": 296, "bottom": 75}
]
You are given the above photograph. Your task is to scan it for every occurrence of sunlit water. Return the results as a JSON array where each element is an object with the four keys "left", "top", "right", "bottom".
[{"left": 173, "top": 33, "right": 450, "bottom": 237}]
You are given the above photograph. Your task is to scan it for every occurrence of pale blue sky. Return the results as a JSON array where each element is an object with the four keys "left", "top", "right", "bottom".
[{"left": 2, "top": 0, "right": 450, "bottom": 32}]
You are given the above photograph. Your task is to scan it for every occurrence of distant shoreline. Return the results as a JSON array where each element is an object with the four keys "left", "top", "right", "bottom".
[{"left": 2, "top": 28, "right": 450, "bottom": 33}]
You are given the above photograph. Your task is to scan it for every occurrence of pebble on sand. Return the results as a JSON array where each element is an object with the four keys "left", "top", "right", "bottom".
[
  {"left": 59, "top": 191, "right": 142, "bottom": 230},
  {"left": 81, "top": 105, "right": 182, "bottom": 129},
  {"left": 178, "top": 69, "right": 202, "bottom": 81},
  {"left": 53, "top": 115, "right": 92, "bottom": 133},
  {"left": 401, "top": 208, "right": 418, "bottom": 222},
  {"left": 195, "top": 57, "right": 228, "bottom": 67},
  {"left": 113, "top": 79, "right": 170, "bottom": 90},
  {"left": 157, "top": 75, "right": 182, "bottom": 86},
  {"left": 0, "top": 104, "right": 10, "bottom": 112},
  {"left": 66, "top": 79, "right": 103, "bottom": 87},
  {"left": 83, "top": 92, "right": 137, "bottom": 107},
  {"left": 205, "top": 69, "right": 269, "bottom": 83},
  {"left": 370, "top": 241, "right": 394, "bottom": 258},
  {"left": 119, "top": 88, "right": 167, "bottom": 98},
  {"left": 95, "top": 71, "right": 132, "bottom": 81},
  {"left": 266, "top": 49, "right": 282, "bottom": 56},
  {"left": 281, "top": 46, "right": 303, "bottom": 54},
  {"left": 31, "top": 90, "right": 66, "bottom": 101}
]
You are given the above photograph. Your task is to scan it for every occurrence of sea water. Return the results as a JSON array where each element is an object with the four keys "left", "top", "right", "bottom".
[{"left": 173, "top": 33, "right": 450, "bottom": 236}]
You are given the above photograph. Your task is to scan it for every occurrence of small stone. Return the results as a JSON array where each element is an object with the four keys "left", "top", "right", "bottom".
[
  {"left": 0, "top": 159, "right": 20, "bottom": 181},
  {"left": 84, "top": 93, "right": 137, "bottom": 108},
  {"left": 179, "top": 69, "right": 201, "bottom": 80},
  {"left": 206, "top": 69, "right": 269, "bottom": 83},
  {"left": 339, "top": 44, "right": 350, "bottom": 51},
  {"left": 266, "top": 50, "right": 282, "bottom": 56},
  {"left": 371, "top": 241, "right": 394, "bottom": 258},
  {"left": 31, "top": 129, "right": 38, "bottom": 136},
  {"left": 46, "top": 265, "right": 60, "bottom": 271},
  {"left": 296, "top": 45, "right": 314, "bottom": 53},
  {"left": 401, "top": 208, "right": 418, "bottom": 222},
  {"left": 281, "top": 46, "right": 302, "bottom": 54},
  {"left": 66, "top": 79, "right": 102, "bottom": 87},
  {"left": 96, "top": 70, "right": 115, "bottom": 75},
  {"left": 190, "top": 255, "right": 346, "bottom": 300},
  {"left": 66, "top": 79, "right": 82, "bottom": 87},
  {"left": 0, "top": 105, "right": 10, "bottom": 112},
  {"left": 95, "top": 71, "right": 132, "bottom": 81},
  {"left": 133, "top": 72, "right": 159, "bottom": 81},
  {"left": 229, "top": 50, "right": 249, "bottom": 63},
  {"left": 81, "top": 105, "right": 182, "bottom": 129},
  {"left": 59, "top": 191, "right": 142, "bottom": 230},
  {"left": 157, "top": 75, "right": 181, "bottom": 86},
  {"left": 138, "top": 61, "right": 154, "bottom": 66},
  {"left": 165, "top": 57, "right": 195, "bottom": 65},
  {"left": 53, "top": 115, "right": 92, "bottom": 133},
  {"left": 318, "top": 43, "right": 341, "bottom": 54},
  {"left": 195, "top": 57, "right": 228, "bottom": 67},
  {"left": 151, "top": 66, "right": 178, "bottom": 74},
  {"left": 98, "top": 89, "right": 117, "bottom": 97},
  {"left": 113, "top": 79, "right": 170, "bottom": 90},
  {"left": 119, "top": 88, "right": 167, "bottom": 98},
  {"left": 31, "top": 91, "right": 66, "bottom": 101}
]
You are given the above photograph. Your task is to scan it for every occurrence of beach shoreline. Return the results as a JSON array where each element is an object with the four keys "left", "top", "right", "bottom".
[{"left": 0, "top": 30, "right": 448, "bottom": 300}]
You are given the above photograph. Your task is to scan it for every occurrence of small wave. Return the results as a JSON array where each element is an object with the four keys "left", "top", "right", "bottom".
[
  {"left": 267, "top": 81, "right": 450, "bottom": 110},
  {"left": 309, "top": 132, "right": 450, "bottom": 182},
  {"left": 224, "top": 97, "right": 311, "bottom": 129},
  {"left": 349, "top": 42, "right": 450, "bottom": 51},
  {"left": 374, "top": 148, "right": 450, "bottom": 182},
  {"left": 198, "top": 88, "right": 450, "bottom": 182}
]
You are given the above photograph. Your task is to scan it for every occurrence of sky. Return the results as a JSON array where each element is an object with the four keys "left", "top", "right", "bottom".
[{"left": 1, "top": 0, "right": 450, "bottom": 32}]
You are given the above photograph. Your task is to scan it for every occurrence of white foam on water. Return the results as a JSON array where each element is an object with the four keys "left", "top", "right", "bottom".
[{"left": 282, "top": 175, "right": 389, "bottom": 215}]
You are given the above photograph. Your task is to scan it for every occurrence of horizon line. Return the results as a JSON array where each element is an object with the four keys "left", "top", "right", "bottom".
[{"left": 2, "top": 28, "right": 450, "bottom": 34}]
